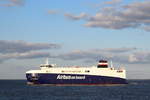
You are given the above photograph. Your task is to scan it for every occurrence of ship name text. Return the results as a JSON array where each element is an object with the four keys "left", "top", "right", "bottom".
[{"left": 57, "top": 75, "right": 85, "bottom": 80}]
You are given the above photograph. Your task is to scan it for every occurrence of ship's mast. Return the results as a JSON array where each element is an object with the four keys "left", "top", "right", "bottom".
[
  {"left": 46, "top": 58, "right": 49, "bottom": 65},
  {"left": 110, "top": 60, "right": 113, "bottom": 68}
]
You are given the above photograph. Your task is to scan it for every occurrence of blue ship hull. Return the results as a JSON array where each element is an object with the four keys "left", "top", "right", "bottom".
[{"left": 26, "top": 73, "right": 127, "bottom": 85}]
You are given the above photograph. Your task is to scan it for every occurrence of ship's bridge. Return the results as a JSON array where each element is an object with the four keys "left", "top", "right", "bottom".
[
  {"left": 40, "top": 58, "right": 56, "bottom": 69},
  {"left": 40, "top": 64, "right": 53, "bottom": 68}
]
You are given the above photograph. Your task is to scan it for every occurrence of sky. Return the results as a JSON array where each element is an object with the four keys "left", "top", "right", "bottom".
[{"left": 0, "top": 0, "right": 150, "bottom": 79}]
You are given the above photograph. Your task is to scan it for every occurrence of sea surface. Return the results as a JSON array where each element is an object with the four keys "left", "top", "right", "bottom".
[{"left": 0, "top": 80, "right": 150, "bottom": 100}]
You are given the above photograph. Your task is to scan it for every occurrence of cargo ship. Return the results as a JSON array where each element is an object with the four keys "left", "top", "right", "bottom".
[{"left": 26, "top": 59, "right": 127, "bottom": 85}]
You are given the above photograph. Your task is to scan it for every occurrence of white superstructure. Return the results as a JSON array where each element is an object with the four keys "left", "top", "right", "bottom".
[{"left": 26, "top": 60, "right": 126, "bottom": 79}]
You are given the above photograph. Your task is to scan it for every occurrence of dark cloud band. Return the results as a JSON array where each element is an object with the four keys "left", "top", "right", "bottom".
[
  {"left": 54, "top": 48, "right": 150, "bottom": 64},
  {"left": 0, "top": 40, "right": 61, "bottom": 53},
  {"left": 0, "top": 40, "right": 61, "bottom": 63}
]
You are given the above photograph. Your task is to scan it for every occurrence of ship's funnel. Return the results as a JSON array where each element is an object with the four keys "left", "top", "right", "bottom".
[{"left": 97, "top": 60, "right": 108, "bottom": 68}]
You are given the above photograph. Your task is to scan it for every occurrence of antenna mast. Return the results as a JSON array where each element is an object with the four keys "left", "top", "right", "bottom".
[
  {"left": 46, "top": 58, "right": 49, "bottom": 65},
  {"left": 111, "top": 60, "right": 113, "bottom": 68}
]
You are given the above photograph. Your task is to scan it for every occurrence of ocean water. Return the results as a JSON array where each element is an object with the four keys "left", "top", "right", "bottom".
[{"left": 0, "top": 80, "right": 150, "bottom": 100}]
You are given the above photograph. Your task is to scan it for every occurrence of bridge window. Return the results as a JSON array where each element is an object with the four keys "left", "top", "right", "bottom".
[{"left": 85, "top": 70, "right": 90, "bottom": 73}]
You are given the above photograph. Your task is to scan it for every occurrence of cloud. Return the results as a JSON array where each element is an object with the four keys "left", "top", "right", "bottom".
[
  {"left": 61, "top": 0, "right": 150, "bottom": 31},
  {"left": 86, "top": 0, "right": 122, "bottom": 8},
  {"left": 104, "top": 0, "right": 122, "bottom": 5},
  {"left": 0, "top": 40, "right": 61, "bottom": 53},
  {"left": 94, "top": 47, "right": 137, "bottom": 53},
  {"left": 85, "top": 1, "right": 150, "bottom": 31},
  {"left": 64, "top": 12, "right": 88, "bottom": 20},
  {"left": 54, "top": 48, "right": 119, "bottom": 60},
  {"left": 0, "top": 0, "right": 25, "bottom": 7},
  {"left": 0, "top": 42, "right": 148, "bottom": 64},
  {"left": 54, "top": 48, "right": 150, "bottom": 64},
  {"left": 0, "top": 40, "right": 61, "bottom": 62},
  {"left": 142, "top": 26, "right": 150, "bottom": 32},
  {"left": 0, "top": 51, "right": 50, "bottom": 61},
  {"left": 47, "top": 10, "right": 59, "bottom": 14},
  {"left": 128, "top": 51, "right": 150, "bottom": 64}
]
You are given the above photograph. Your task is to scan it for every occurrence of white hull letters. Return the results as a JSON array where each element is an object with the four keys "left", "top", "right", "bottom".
[{"left": 57, "top": 75, "right": 85, "bottom": 80}]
